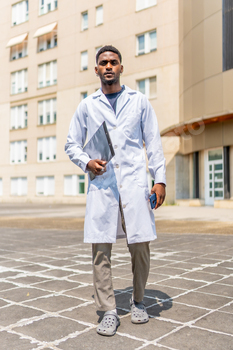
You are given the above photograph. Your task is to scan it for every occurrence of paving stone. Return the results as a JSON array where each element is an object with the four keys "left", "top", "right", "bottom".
[
  {"left": 35, "top": 280, "right": 81, "bottom": 292},
  {"left": 150, "top": 266, "right": 187, "bottom": 276},
  {"left": 44, "top": 259, "right": 78, "bottom": 267},
  {"left": 220, "top": 302, "right": 233, "bottom": 313},
  {"left": 64, "top": 264, "right": 93, "bottom": 273},
  {"left": 144, "top": 285, "right": 185, "bottom": 300},
  {"left": 168, "top": 262, "right": 201, "bottom": 270},
  {"left": 0, "top": 260, "right": 26, "bottom": 268},
  {"left": 24, "top": 295, "right": 85, "bottom": 312},
  {"left": 67, "top": 273, "right": 94, "bottom": 284},
  {"left": 0, "top": 281, "right": 18, "bottom": 291},
  {"left": 10, "top": 275, "right": 52, "bottom": 285},
  {"left": 40, "top": 269, "right": 74, "bottom": 278},
  {"left": 0, "top": 305, "right": 44, "bottom": 327},
  {"left": 13, "top": 316, "right": 87, "bottom": 342},
  {"left": 119, "top": 314, "right": 178, "bottom": 341},
  {"left": 202, "top": 265, "right": 233, "bottom": 275},
  {"left": 147, "top": 301, "right": 208, "bottom": 322},
  {"left": 62, "top": 285, "right": 94, "bottom": 301},
  {"left": 186, "top": 257, "right": 224, "bottom": 265},
  {"left": 58, "top": 328, "right": 144, "bottom": 350},
  {"left": 195, "top": 310, "right": 233, "bottom": 334},
  {"left": 145, "top": 272, "right": 169, "bottom": 284},
  {"left": 0, "top": 299, "right": 9, "bottom": 308},
  {"left": 181, "top": 271, "right": 224, "bottom": 282},
  {"left": 156, "top": 277, "right": 207, "bottom": 290},
  {"left": 0, "top": 271, "right": 20, "bottom": 279},
  {"left": 61, "top": 303, "right": 98, "bottom": 325},
  {"left": 111, "top": 267, "right": 133, "bottom": 277},
  {"left": 220, "top": 276, "right": 233, "bottom": 285},
  {"left": 159, "top": 326, "right": 233, "bottom": 350},
  {"left": 0, "top": 287, "right": 51, "bottom": 302},
  {"left": 16, "top": 264, "right": 49, "bottom": 273},
  {"left": 174, "top": 291, "right": 231, "bottom": 309},
  {"left": 197, "top": 283, "right": 233, "bottom": 298},
  {"left": 0, "top": 331, "right": 38, "bottom": 350}
]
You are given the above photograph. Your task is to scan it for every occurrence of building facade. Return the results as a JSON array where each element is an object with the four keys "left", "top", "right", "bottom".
[
  {"left": 1, "top": 0, "right": 231, "bottom": 207},
  {"left": 0, "top": 0, "right": 179, "bottom": 203},
  {"left": 162, "top": 0, "right": 233, "bottom": 208}
]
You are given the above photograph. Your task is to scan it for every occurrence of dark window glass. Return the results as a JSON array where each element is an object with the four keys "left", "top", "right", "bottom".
[{"left": 223, "top": 0, "right": 233, "bottom": 71}]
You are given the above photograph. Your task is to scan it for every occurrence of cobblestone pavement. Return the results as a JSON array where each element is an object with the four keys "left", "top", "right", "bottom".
[{"left": 0, "top": 223, "right": 233, "bottom": 350}]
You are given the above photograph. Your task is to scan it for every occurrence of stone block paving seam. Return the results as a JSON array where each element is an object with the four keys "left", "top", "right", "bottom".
[{"left": 0, "top": 229, "right": 232, "bottom": 349}]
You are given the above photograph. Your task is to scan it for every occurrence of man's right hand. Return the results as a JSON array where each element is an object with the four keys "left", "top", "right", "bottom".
[{"left": 87, "top": 159, "right": 107, "bottom": 176}]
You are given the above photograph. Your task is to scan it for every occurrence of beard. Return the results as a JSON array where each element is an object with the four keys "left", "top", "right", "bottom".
[{"left": 99, "top": 73, "right": 119, "bottom": 85}]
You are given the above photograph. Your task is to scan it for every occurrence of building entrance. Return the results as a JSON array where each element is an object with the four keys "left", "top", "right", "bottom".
[{"left": 205, "top": 148, "right": 224, "bottom": 205}]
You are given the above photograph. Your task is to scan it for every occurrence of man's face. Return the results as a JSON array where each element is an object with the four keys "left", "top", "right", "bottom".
[{"left": 95, "top": 51, "right": 123, "bottom": 85}]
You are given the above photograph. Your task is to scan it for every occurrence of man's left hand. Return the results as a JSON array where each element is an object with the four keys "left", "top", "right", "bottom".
[{"left": 151, "top": 183, "right": 166, "bottom": 210}]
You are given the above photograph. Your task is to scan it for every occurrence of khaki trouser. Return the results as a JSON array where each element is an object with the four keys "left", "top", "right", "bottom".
[{"left": 92, "top": 202, "right": 150, "bottom": 311}]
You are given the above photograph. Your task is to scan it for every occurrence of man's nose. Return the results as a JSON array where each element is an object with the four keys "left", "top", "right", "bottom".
[{"left": 106, "top": 62, "right": 112, "bottom": 69}]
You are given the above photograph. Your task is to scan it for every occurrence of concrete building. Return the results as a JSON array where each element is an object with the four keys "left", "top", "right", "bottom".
[
  {"left": 0, "top": 0, "right": 232, "bottom": 208},
  {"left": 162, "top": 0, "right": 233, "bottom": 208}
]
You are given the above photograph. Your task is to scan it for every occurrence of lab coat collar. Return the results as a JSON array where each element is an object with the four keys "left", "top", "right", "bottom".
[{"left": 92, "top": 85, "right": 137, "bottom": 117}]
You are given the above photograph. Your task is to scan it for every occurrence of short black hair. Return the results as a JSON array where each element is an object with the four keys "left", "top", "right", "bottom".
[{"left": 96, "top": 45, "right": 122, "bottom": 64}]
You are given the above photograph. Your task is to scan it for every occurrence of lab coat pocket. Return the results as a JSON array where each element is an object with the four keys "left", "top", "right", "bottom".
[
  {"left": 133, "top": 161, "right": 148, "bottom": 188},
  {"left": 123, "top": 113, "right": 141, "bottom": 140}
]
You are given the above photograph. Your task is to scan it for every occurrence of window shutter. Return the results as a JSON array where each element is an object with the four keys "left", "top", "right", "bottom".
[
  {"left": 36, "top": 177, "right": 44, "bottom": 195},
  {"left": 81, "top": 51, "right": 88, "bottom": 70},
  {"left": 21, "top": 177, "right": 27, "bottom": 196},
  {"left": 11, "top": 178, "right": 18, "bottom": 195},
  {"left": 48, "top": 176, "right": 55, "bottom": 195},
  {"left": 96, "top": 6, "right": 103, "bottom": 26},
  {"left": 64, "top": 175, "right": 73, "bottom": 195},
  {"left": 149, "top": 76, "right": 157, "bottom": 98},
  {"left": 149, "top": 31, "right": 157, "bottom": 51}
]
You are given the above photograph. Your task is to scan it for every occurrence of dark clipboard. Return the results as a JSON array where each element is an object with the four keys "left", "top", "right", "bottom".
[{"left": 83, "top": 121, "right": 115, "bottom": 180}]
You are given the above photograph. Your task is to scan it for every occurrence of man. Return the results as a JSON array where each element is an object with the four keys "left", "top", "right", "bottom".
[{"left": 65, "top": 45, "right": 166, "bottom": 336}]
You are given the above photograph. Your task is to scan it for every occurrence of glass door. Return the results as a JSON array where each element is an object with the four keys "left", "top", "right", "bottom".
[{"left": 205, "top": 148, "right": 224, "bottom": 205}]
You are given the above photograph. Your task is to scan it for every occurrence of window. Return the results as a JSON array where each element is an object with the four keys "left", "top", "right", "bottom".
[
  {"left": 39, "top": 0, "right": 57, "bottom": 15},
  {"left": 137, "top": 76, "right": 157, "bottom": 98},
  {"left": 38, "top": 60, "right": 57, "bottom": 88},
  {"left": 81, "top": 92, "right": 87, "bottom": 100},
  {"left": 11, "top": 69, "right": 28, "bottom": 95},
  {"left": 223, "top": 0, "right": 233, "bottom": 71},
  {"left": 81, "top": 51, "right": 88, "bottom": 71},
  {"left": 96, "top": 5, "right": 103, "bottom": 26},
  {"left": 10, "top": 140, "right": 27, "bottom": 164},
  {"left": 0, "top": 179, "right": 2, "bottom": 196},
  {"left": 136, "top": 0, "right": 157, "bottom": 11},
  {"left": 136, "top": 30, "right": 157, "bottom": 55},
  {"left": 38, "top": 31, "right": 57, "bottom": 52},
  {"left": 64, "top": 175, "right": 85, "bottom": 196},
  {"left": 12, "top": 1, "right": 28, "bottom": 26},
  {"left": 11, "top": 104, "right": 28, "bottom": 130},
  {"left": 10, "top": 41, "right": 27, "bottom": 61},
  {"left": 11, "top": 177, "right": 27, "bottom": 196},
  {"left": 36, "top": 176, "right": 54, "bottom": 196},
  {"left": 37, "top": 137, "right": 56, "bottom": 162},
  {"left": 81, "top": 11, "right": 88, "bottom": 31},
  {"left": 38, "top": 98, "right": 57, "bottom": 125}
]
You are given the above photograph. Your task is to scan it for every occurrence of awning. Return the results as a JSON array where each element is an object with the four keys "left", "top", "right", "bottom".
[
  {"left": 6, "top": 33, "right": 28, "bottom": 48},
  {"left": 33, "top": 22, "right": 57, "bottom": 38},
  {"left": 161, "top": 112, "right": 233, "bottom": 137}
]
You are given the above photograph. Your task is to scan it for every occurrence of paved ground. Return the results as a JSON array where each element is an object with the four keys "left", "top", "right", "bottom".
[{"left": 0, "top": 204, "right": 232, "bottom": 349}]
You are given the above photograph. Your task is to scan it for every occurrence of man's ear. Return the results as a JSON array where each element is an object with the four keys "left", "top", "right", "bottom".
[
  {"left": 120, "top": 65, "right": 124, "bottom": 74},
  {"left": 94, "top": 66, "right": 98, "bottom": 75}
]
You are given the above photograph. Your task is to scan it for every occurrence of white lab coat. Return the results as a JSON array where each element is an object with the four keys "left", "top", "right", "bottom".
[{"left": 65, "top": 85, "right": 166, "bottom": 244}]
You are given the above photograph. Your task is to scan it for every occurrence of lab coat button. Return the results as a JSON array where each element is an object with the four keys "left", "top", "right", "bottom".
[
  {"left": 123, "top": 204, "right": 126, "bottom": 208},
  {"left": 120, "top": 185, "right": 122, "bottom": 188},
  {"left": 114, "top": 145, "right": 118, "bottom": 149},
  {"left": 113, "top": 126, "right": 117, "bottom": 129},
  {"left": 115, "top": 164, "right": 119, "bottom": 168}
]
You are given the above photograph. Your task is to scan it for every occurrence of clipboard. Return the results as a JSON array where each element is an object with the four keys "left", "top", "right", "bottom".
[{"left": 83, "top": 121, "right": 115, "bottom": 180}]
